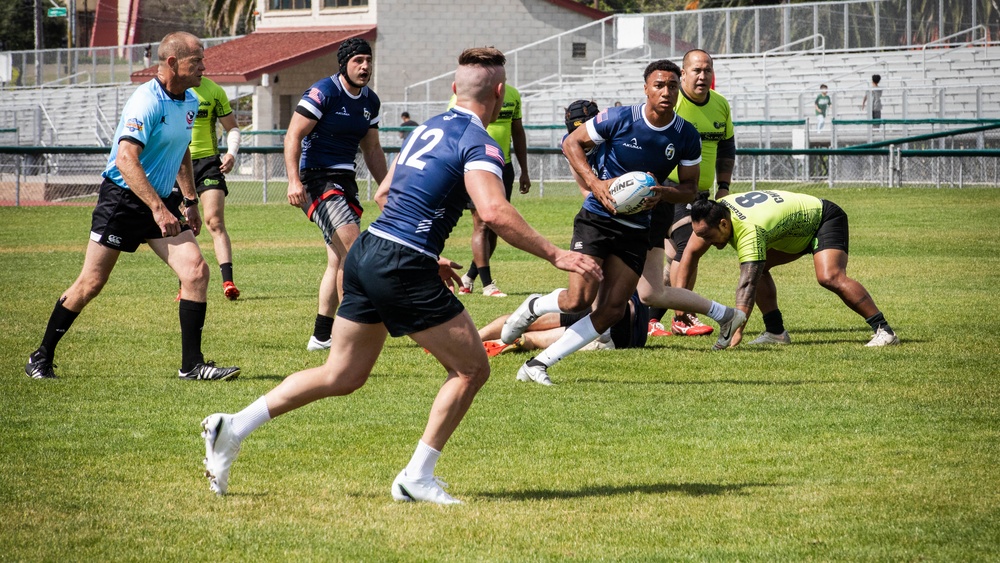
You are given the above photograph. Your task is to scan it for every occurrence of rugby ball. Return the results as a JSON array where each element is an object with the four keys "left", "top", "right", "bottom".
[{"left": 608, "top": 172, "right": 656, "bottom": 215}]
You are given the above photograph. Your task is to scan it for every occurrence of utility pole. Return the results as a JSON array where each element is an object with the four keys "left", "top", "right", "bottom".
[{"left": 34, "top": 0, "right": 44, "bottom": 85}]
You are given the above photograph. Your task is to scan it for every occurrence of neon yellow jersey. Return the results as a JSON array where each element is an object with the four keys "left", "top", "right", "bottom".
[
  {"left": 447, "top": 84, "right": 521, "bottom": 163},
  {"left": 668, "top": 89, "right": 734, "bottom": 193},
  {"left": 188, "top": 78, "right": 233, "bottom": 160},
  {"left": 718, "top": 190, "right": 823, "bottom": 263}
]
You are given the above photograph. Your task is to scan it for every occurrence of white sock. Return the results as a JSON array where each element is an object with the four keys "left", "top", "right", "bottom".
[
  {"left": 230, "top": 396, "right": 271, "bottom": 441},
  {"left": 531, "top": 288, "right": 567, "bottom": 315},
  {"left": 706, "top": 301, "right": 728, "bottom": 322},
  {"left": 405, "top": 440, "right": 441, "bottom": 479},
  {"left": 536, "top": 315, "right": 601, "bottom": 367}
]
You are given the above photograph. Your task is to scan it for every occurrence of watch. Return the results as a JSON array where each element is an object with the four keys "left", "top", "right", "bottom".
[{"left": 183, "top": 196, "right": 199, "bottom": 207}]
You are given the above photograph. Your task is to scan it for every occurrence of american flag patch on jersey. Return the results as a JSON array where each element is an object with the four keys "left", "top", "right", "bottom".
[
  {"left": 485, "top": 144, "right": 504, "bottom": 165},
  {"left": 307, "top": 88, "right": 324, "bottom": 104},
  {"left": 596, "top": 109, "right": 608, "bottom": 124}
]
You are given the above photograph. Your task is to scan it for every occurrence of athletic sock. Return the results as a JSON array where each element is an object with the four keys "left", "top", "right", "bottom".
[
  {"left": 532, "top": 288, "right": 567, "bottom": 316},
  {"left": 706, "top": 300, "right": 728, "bottom": 322},
  {"left": 649, "top": 307, "right": 668, "bottom": 322},
  {"left": 478, "top": 266, "right": 493, "bottom": 287},
  {"left": 465, "top": 263, "right": 479, "bottom": 281},
  {"left": 535, "top": 315, "right": 601, "bottom": 367},
  {"left": 179, "top": 299, "right": 207, "bottom": 372},
  {"left": 405, "top": 440, "right": 441, "bottom": 479},
  {"left": 865, "top": 311, "right": 893, "bottom": 334},
  {"left": 762, "top": 309, "right": 785, "bottom": 335},
  {"left": 220, "top": 262, "right": 234, "bottom": 284},
  {"left": 313, "top": 314, "right": 334, "bottom": 341},
  {"left": 230, "top": 396, "right": 272, "bottom": 441},
  {"left": 38, "top": 297, "right": 80, "bottom": 360}
]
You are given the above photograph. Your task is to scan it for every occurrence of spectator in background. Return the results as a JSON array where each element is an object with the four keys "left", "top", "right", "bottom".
[
  {"left": 143, "top": 44, "right": 152, "bottom": 68},
  {"left": 814, "top": 84, "right": 831, "bottom": 132},
  {"left": 861, "top": 74, "right": 882, "bottom": 128},
  {"left": 399, "top": 111, "right": 418, "bottom": 139}
]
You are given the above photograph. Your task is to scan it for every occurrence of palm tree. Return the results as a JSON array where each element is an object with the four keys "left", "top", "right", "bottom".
[{"left": 206, "top": 0, "right": 256, "bottom": 37}]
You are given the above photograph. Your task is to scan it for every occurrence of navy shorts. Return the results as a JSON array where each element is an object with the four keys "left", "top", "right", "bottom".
[
  {"left": 337, "top": 231, "right": 466, "bottom": 337},
  {"left": 570, "top": 209, "right": 648, "bottom": 276},
  {"left": 813, "top": 199, "right": 850, "bottom": 254},
  {"left": 558, "top": 293, "right": 648, "bottom": 349},
  {"left": 90, "top": 179, "right": 189, "bottom": 253},
  {"left": 301, "top": 169, "right": 363, "bottom": 245},
  {"left": 647, "top": 201, "right": 671, "bottom": 250}
]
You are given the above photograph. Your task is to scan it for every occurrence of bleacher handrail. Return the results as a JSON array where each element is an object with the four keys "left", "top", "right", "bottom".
[
  {"left": 40, "top": 71, "right": 91, "bottom": 88},
  {"left": 762, "top": 34, "right": 825, "bottom": 87},
  {"left": 922, "top": 25, "right": 988, "bottom": 77}
]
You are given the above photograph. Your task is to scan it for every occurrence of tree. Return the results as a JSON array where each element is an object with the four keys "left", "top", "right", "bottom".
[
  {"left": 0, "top": 0, "right": 66, "bottom": 51},
  {"left": 206, "top": 0, "right": 256, "bottom": 37}
]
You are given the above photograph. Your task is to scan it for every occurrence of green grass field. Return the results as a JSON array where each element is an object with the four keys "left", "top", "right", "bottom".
[{"left": 2, "top": 185, "right": 999, "bottom": 561}]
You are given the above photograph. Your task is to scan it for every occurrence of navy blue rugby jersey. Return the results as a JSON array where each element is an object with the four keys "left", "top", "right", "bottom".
[
  {"left": 368, "top": 107, "right": 505, "bottom": 257},
  {"left": 296, "top": 74, "right": 381, "bottom": 171},
  {"left": 581, "top": 104, "right": 701, "bottom": 228}
]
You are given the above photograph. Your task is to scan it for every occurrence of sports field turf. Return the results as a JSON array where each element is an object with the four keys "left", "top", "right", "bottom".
[{"left": 2, "top": 185, "right": 998, "bottom": 560}]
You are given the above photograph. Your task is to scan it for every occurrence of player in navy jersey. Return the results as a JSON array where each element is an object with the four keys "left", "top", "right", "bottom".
[
  {"left": 502, "top": 60, "right": 746, "bottom": 385},
  {"left": 200, "top": 48, "right": 601, "bottom": 504},
  {"left": 284, "top": 37, "right": 389, "bottom": 352},
  {"left": 24, "top": 32, "right": 239, "bottom": 382}
]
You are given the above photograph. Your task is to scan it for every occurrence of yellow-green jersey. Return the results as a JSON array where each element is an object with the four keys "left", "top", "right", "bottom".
[
  {"left": 447, "top": 84, "right": 521, "bottom": 163},
  {"left": 718, "top": 190, "right": 823, "bottom": 263},
  {"left": 188, "top": 78, "right": 233, "bottom": 160},
  {"left": 668, "top": 89, "right": 734, "bottom": 193}
]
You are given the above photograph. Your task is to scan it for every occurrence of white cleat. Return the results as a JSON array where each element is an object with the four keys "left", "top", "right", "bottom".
[
  {"left": 307, "top": 335, "right": 332, "bottom": 351},
  {"left": 391, "top": 470, "right": 462, "bottom": 505},
  {"left": 501, "top": 294, "right": 541, "bottom": 344},
  {"left": 516, "top": 361, "right": 553, "bottom": 386},
  {"left": 747, "top": 330, "right": 792, "bottom": 346},
  {"left": 201, "top": 413, "right": 241, "bottom": 496},
  {"left": 865, "top": 327, "right": 900, "bottom": 347},
  {"left": 482, "top": 282, "right": 507, "bottom": 297},
  {"left": 713, "top": 308, "right": 748, "bottom": 350}
]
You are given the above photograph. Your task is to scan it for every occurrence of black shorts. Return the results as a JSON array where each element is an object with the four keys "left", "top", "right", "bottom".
[
  {"left": 468, "top": 161, "right": 514, "bottom": 210},
  {"left": 813, "top": 199, "right": 849, "bottom": 254},
  {"left": 337, "top": 231, "right": 465, "bottom": 338},
  {"left": 301, "top": 169, "right": 363, "bottom": 244},
  {"left": 558, "top": 293, "right": 648, "bottom": 349},
  {"left": 647, "top": 201, "right": 672, "bottom": 250},
  {"left": 90, "top": 179, "right": 189, "bottom": 252},
  {"left": 193, "top": 155, "right": 229, "bottom": 195},
  {"left": 570, "top": 209, "right": 648, "bottom": 276}
]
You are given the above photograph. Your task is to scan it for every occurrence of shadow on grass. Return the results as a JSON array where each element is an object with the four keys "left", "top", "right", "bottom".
[
  {"left": 572, "top": 377, "right": 821, "bottom": 386},
  {"left": 476, "top": 481, "right": 774, "bottom": 501}
]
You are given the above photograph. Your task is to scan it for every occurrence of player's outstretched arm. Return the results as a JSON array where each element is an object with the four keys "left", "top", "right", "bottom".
[
  {"left": 117, "top": 141, "right": 182, "bottom": 238},
  {"left": 466, "top": 169, "right": 602, "bottom": 284},
  {"left": 728, "top": 260, "right": 765, "bottom": 348},
  {"left": 562, "top": 126, "right": 614, "bottom": 212},
  {"left": 650, "top": 163, "right": 699, "bottom": 205}
]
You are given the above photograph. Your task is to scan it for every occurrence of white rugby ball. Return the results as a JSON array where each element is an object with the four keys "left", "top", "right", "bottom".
[{"left": 608, "top": 172, "right": 656, "bottom": 215}]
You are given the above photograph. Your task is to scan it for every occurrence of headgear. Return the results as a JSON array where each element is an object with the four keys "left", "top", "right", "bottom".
[
  {"left": 565, "top": 99, "right": 600, "bottom": 133},
  {"left": 338, "top": 38, "right": 372, "bottom": 78}
]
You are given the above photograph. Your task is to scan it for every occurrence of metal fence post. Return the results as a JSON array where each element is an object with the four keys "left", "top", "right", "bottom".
[
  {"left": 15, "top": 155, "right": 22, "bottom": 207},
  {"left": 262, "top": 154, "right": 268, "bottom": 203}
]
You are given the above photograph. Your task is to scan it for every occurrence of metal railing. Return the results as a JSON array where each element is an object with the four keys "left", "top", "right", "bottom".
[
  {"left": 922, "top": 25, "right": 988, "bottom": 77},
  {"left": 762, "top": 34, "right": 825, "bottom": 87}
]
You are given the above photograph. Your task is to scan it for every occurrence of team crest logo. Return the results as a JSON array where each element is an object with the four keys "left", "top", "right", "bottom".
[
  {"left": 186, "top": 111, "right": 195, "bottom": 125},
  {"left": 665, "top": 143, "right": 676, "bottom": 159},
  {"left": 124, "top": 118, "right": 143, "bottom": 132},
  {"left": 363, "top": 108, "right": 371, "bottom": 120},
  {"left": 714, "top": 121, "right": 725, "bottom": 129}
]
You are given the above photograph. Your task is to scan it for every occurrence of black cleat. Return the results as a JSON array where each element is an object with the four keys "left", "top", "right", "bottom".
[
  {"left": 178, "top": 361, "right": 240, "bottom": 381},
  {"left": 25, "top": 352, "right": 57, "bottom": 379}
]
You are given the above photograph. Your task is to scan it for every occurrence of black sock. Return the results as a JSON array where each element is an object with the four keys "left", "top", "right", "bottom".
[
  {"left": 478, "top": 266, "right": 493, "bottom": 287},
  {"left": 313, "top": 314, "right": 334, "bottom": 341},
  {"left": 179, "top": 299, "right": 207, "bottom": 372},
  {"left": 762, "top": 309, "right": 785, "bottom": 334},
  {"left": 38, "top": 297, "right": 79, "bottom": 360},
  {"left": 526, "top": 356, "right": 546, "bottom": 368},
  {"left": 220, "top": 262, "right": 234, "bottom": 284},
  {"left": 865, "top": 312, "right": 893, "bottom": 334},
  {"left": 466, "top": 263, "right": 479, "bottom": 281},
  {"left": 649, "top": 307, "right": 668, "bottom": 322}
]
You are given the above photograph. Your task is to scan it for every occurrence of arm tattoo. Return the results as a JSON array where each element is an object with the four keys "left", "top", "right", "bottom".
[{"left": 735, "top": 261, "right": 765, "bottom": 311}]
